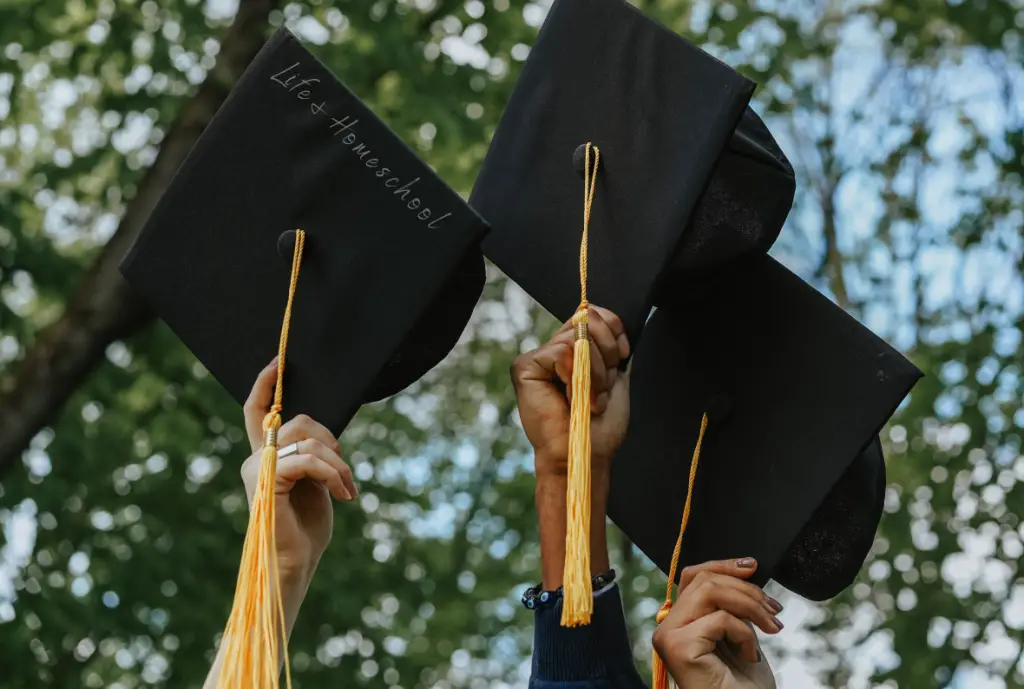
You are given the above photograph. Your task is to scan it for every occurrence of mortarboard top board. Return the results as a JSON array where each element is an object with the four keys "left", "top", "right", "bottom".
[
  {"left": 471, "top": 0, "right": 794, "bottom": 347},
  {"left": 470, "top": 0, "right": 922, "bottom": 600},
  {"left": 610, "top": 260, "right": 913, "bottom": 600},
  {"left": 120, "top": 27, "right": 489, "bottom": 437}
]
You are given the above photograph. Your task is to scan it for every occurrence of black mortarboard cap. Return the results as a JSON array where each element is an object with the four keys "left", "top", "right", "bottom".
[
  {"left": 121, "top": 27, "right": 489, "bottom": 436},
  {"left": 472, "top": 0, "right": 792, "bottom": 346},
  {"left": 470, "top": 0, "right": 921, "bottom": 599},
  {"left": 611, "top": 260, "right": 913, "bottom": 600}
]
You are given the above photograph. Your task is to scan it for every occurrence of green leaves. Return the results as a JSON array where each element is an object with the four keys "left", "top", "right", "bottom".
[{"left": 2, "top": 0, "right": 1023, "bottom": 687}]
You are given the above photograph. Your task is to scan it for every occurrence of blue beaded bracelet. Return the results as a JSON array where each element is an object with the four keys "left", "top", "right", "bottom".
[{"left": 521, "top": 569, "right": 616, "bottom": 610}]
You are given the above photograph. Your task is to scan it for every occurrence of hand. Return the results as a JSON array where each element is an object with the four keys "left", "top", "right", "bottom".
[
  {"left": 511, "top": 305, "right": 631, "bottom": 480},
  {"left": 652, "top": 559, "right": 781, "bottom": 689},
  {"left": 242, "top": 358, "right": 358, "bottom": 579}
]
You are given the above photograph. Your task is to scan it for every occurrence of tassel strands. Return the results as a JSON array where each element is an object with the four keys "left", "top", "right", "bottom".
[
  {"left": 561, "top": 143, "right": 600, "bottom": 627},
  {"left": 561, "top": 307, "right": 592, "bottom": 625},
  {"left": 216, "top": 229, "right": 307, "bottom": 689},
  {"left": 652, "top": 413, "right": 709, "bottom": 689}
]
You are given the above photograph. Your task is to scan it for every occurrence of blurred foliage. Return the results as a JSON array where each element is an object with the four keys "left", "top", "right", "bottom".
[{"left": 0, "top": 0, "right": 1022, "bottom": 688}]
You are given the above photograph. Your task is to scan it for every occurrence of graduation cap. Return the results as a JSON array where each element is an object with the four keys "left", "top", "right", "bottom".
[
  {"left": 470, "top": 0, "right": 921, "bottom": 641},
  {"left": 120, "top": 27, "right": 488, "bottom": 687},
  {"left": 121, "top": 27, "right": 487, "bottom": 433}
]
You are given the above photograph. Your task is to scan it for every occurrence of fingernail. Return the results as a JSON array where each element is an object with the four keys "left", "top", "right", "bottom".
[
  {"left": 736, "top": 558, "right": 756, "bottom": 569},
  {"left": 766, "top": 596, "right": 783, "bottom": 614},
  {"left": 772, "top": 616, "right": 784, "bottom": 631},
  {"left": 756, "top": 650, "right": 762, "bottom": 663}
]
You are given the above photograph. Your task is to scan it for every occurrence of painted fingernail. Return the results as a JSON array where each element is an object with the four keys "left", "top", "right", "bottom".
[
  {"left": 736, "top": 558, "right": 756, "bottom": 568},
  {"left": 772, "top": 616, "right": 784, "bottom": 631},
  {"left": 766, "top": 596, "right": 783, "bottom": 614}
]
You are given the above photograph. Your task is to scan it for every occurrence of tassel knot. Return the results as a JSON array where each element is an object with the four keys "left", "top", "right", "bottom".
[
  {"left": 263, "top": 412, "right": 282, "bottom": 447},
  {"left": 652, "top": 602, "right": 674, "bottom": 688}
]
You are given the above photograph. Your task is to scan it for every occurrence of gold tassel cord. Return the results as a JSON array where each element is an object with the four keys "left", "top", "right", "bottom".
[
  {"left": 652, "top": 413, "right": 709, "bottom": 689},
  {"left": 561, "top": 143, "right": 600, "bottom": 627},
  {"left": 216, "top": 229, "right": 306, "bottom": 689}
]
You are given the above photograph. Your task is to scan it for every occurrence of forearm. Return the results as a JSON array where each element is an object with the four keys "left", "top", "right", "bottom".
[
  {"left": 531, "top": 451, "right": 647, "bottom": 687},
  {"left": 202, "top": 561, "right": 317, "bottom": 689},
  {"left": 536, "top": 451, "right": 611, "bottom": 589}
]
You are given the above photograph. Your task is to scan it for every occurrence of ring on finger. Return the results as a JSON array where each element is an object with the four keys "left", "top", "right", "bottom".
[{"left": 277, "top": 442, "right": 300, "bottom": 459}]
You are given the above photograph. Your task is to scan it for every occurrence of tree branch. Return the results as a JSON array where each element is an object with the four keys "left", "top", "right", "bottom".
[
  {"left": 0, "top": 0, "right": 282, "bottom": 479},
  {"left": 816, "top": 175, "right": 850, "bottom": 309},
  {"left": 812, "top": 50, "right": 851, "bottom": 310}
]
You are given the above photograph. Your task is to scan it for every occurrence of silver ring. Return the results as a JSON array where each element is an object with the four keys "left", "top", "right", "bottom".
[{"left": 277, "top": 442, "right": 299, "bottom": 459}]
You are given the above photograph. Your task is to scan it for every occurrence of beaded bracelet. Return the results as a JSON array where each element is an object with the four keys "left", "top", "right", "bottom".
[{"left": 521, "top": 569, "right": 616, "bottom": 610}]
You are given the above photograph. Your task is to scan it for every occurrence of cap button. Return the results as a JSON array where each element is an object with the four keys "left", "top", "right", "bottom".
[
  {"left": 277, "top": 230, "right": 298, "bottom": 260},
  {"left": 572, "top": 144, "right": 589, "bottom": 176}
]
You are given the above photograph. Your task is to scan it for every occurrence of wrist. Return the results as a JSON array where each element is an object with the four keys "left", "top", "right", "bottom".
[
  {"left": 534, "top": 447, "right": 616, "bottom": 483},
  {"left": 277, "top": 555, "right": 318, "bottom": 629},
  {"left": 278, "top": 550, "right": 319, "bottom": 587},
  {"left": 536, "top": 462, "right": 611, "bottom": 505},
  {"left": 534, "top": 445, "right": 568, "bottom": 481}
]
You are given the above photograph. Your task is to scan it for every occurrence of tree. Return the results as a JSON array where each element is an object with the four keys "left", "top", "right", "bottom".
[
  {"left": 724, "top": 1, "right": 1024, "bottom": 687},
  {"left": 0, "top": 1, "right": 542, "bottom": 685}
]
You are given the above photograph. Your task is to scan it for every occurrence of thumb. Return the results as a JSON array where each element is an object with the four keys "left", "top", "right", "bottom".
[
  {"left": 243, "top": 357, "right": 279, "bottom": 450},
  {"left": 512, "top": 341, "right": 574, "bottom": 389}
]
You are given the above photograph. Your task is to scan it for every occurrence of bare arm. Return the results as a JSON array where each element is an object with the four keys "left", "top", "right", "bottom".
[
  {"left": 203, "top": 562, "right": 317, "bottom": 689},
  {"left": 203, "top": 360, "right": 355, "bottom": 687},
  {"left": 536, "top": 466, "right": 611, "bottom": 590}
]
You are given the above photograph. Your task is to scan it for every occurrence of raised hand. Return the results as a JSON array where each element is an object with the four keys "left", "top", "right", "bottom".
[
  {"left": 653, "top": 559, "right": 780, "bottom": 689},
  {"left": 241, "top": 358, "right": 357, "bottom": 576}
]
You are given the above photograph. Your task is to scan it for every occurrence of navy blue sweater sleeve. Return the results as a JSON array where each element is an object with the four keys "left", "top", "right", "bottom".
[{"left": 529, "top": 584, "right": 648, "bottom": 689}]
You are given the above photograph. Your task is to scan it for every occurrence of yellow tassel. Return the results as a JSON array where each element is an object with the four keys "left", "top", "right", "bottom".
[
  {"left": 652, "top": 413, "right": 708, "bottom": 689},
  {"left": 561, "top": 143, "right": 600, "bottom": 627},
  {"left": 652, "top": 601, "right": 673, "bottom": 689},
  {"left": 561, "top": 308, "right": 593, "bottom": 626},
  {"left": 216, "top": 229, "right": 305, "bottom": 689}
]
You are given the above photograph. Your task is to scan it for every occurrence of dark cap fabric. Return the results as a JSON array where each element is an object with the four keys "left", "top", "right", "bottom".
[
  {"left": 470, "top": 0, "right": 791, "bottom": 345},
  {"left": 470, "top": 0, "right": 921, "bottom": 598},
  {"left": 608, "top": 257, "right": 918, "bottom": 600},
  {"left": 120, "top": 27, "right": 488, "bottom": 436}
]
